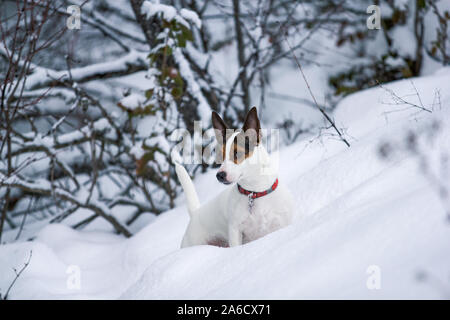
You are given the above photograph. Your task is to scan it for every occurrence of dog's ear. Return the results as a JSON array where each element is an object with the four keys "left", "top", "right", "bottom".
[
  {"left": 212, "top": 111, "right": 228, "bottom": 143},
  {"left": 243, "top": 106, "right": 261, "bottom": 144}
]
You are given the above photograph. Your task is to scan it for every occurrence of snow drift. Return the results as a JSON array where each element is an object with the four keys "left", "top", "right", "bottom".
[{"left": 1, "top": 68, "right": 450, "bottom": 299}]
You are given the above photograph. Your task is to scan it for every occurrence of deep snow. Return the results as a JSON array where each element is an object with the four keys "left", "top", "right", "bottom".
[{"left": 1, "top": 68, "right": 450, "bottom": 299}]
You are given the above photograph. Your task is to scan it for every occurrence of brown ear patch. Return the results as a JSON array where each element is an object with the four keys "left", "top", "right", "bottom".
[
  {"left": 213, "top": 108, "right": 261, "bottom": 164},
  {"left": 228, "top": 130, "right": 258, "bottom": 164}
]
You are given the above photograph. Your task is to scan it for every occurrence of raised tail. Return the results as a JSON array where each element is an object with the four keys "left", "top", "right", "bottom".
[{"left": 174, "top": 162, "right": 200, "bottom": 216}]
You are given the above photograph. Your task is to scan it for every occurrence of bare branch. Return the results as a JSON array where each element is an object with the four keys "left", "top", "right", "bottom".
[
  {"left": 279, "top": 22, "right": 351, "bottom": 148},
  {"left": 2, "top": 251, "right": 32, "bottom": 300}
]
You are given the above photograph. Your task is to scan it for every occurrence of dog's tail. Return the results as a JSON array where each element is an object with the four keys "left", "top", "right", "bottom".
[{"left": 173, "top": 161, "right": 200, "bottom": 217}]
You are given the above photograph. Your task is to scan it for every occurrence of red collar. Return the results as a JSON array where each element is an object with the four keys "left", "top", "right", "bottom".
[{"left": 237, "top": 179, "right": 279, "bottom": 199}]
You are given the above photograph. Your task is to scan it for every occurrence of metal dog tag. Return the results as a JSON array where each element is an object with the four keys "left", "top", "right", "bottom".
[{"left": 248, "top": 193, "right": 255, "bottom": 213}]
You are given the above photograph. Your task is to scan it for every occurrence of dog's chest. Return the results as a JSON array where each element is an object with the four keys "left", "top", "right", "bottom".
[{"left": 232, "top": 194, "right": 286, "bottom": 243}]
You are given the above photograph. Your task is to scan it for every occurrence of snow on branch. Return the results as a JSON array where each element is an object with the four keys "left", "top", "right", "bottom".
[
  {"left": 141, "top": 1, "right": 201, "bottom": 29},
  {"left": 173, "top": 48, "right": 210, "bottom": 121},
  {"left": 11, "top": 118, "right": 114, "bottom": 156},
  {"left": 26, "top": 51, "right": 148, "bottom": 90},
  {"left": 0, "top": 172, "right": 132, "bottom": 237}
]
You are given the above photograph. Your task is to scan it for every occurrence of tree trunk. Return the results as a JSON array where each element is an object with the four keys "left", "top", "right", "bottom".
[{"left": 232, "top": 0, "right": 250, "bottom": 119}]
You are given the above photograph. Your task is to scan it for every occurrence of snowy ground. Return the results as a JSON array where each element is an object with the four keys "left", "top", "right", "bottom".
[{"left": 1, "top": 67, "right": 450, "bottom": 299}]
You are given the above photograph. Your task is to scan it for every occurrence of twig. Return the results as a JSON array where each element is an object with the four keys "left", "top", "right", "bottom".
[
  {"left": 0, "top": 173, "right": 132, "bottom": 237},
  {"left": 278, "top": 23, "right": 351, "bottom": 148},
  {"left": 14, "top": 197, "right": 33, "bottom": 241},
  {"left": 378, "top": 80, "right": 432, "bottom": 114},
  {"left": 2, "top": 250, "right": 32, "bottom": 300}
]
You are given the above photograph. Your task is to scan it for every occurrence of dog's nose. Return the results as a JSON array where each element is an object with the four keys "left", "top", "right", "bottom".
[{"left": 216, "top": 171, "right": 227, "bottom": 183}]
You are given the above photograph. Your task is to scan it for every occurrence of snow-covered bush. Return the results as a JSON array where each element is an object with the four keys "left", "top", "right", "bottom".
[
  {"left": 117, "top": 2, "right": 208, "bottom": 213},
  {"left": 0, "top": 0, "right": 220, "bottom": 240},
  {"left": 307, "top": 0, "right": 450, "bottom": 95}
]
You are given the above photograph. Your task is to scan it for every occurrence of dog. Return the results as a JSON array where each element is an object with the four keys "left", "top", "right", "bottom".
[{"left": 174, "top": 107, "right": 293, "bottom": 247}]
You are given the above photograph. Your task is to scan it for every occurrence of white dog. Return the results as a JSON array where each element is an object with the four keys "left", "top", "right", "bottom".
[{"left": 174, "top": 107, "right": 293, "bottom": 247}]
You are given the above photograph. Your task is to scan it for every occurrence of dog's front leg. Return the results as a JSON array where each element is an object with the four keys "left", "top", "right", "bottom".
[{"left": 228, "top": 225, "right": 242, "bottom": 247}]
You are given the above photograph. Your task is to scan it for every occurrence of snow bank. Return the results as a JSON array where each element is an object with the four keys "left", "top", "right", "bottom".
[{"left": 1, "top": 68, "right": 450, "bottom": 299}]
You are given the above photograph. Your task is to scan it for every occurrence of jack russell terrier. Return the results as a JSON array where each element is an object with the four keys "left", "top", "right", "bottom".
[{"left": 174, "top": 107, "right": 293, "bottom": 247}]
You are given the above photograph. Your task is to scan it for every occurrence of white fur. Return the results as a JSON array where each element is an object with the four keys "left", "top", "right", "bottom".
[{"left": 176, "top": 133, "right": 294, "bottom": 248}]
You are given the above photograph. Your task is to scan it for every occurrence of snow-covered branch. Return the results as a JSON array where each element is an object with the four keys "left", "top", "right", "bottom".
[
  {"left": 0, "top": 172, "right": 132, "bottom": 237},
  {"left": 26, "top": 50, "right": 148, "bottom": 90}
]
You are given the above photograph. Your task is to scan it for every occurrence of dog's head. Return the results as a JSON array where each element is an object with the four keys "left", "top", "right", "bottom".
[{"left": 212, "top": 107, "right": 271, "bottom": 185}]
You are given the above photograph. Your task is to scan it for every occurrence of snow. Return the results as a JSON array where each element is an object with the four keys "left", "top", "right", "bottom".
[
  {"left": 1, "top": 68, "right": 450, "bottom": 299},
  {"left": 180, "top": 9, "right": 202, "bottom": 29},
  {"left": 130, "top": 145, "right": 145, "bottom": 159},
  {"left": 141, "top": 1, "right": 201, "bottom": 29},
  {"left": 142, "top": 1, "right": 177, "bottom": 22},
  {"left": 394, "top": 0, "right": 409, "bottom": 10},
  {"left": 173, "top": 48, "right": 211, "bottom": 121},
  {"left": 26, "top": 50, "right": 147, "bottom": 90},
  {"left": 390, "top": 26, "right": 417, "bottom": 58},
  {"left": 119, "top": 93, "right": 146, "bottom": 110}
]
